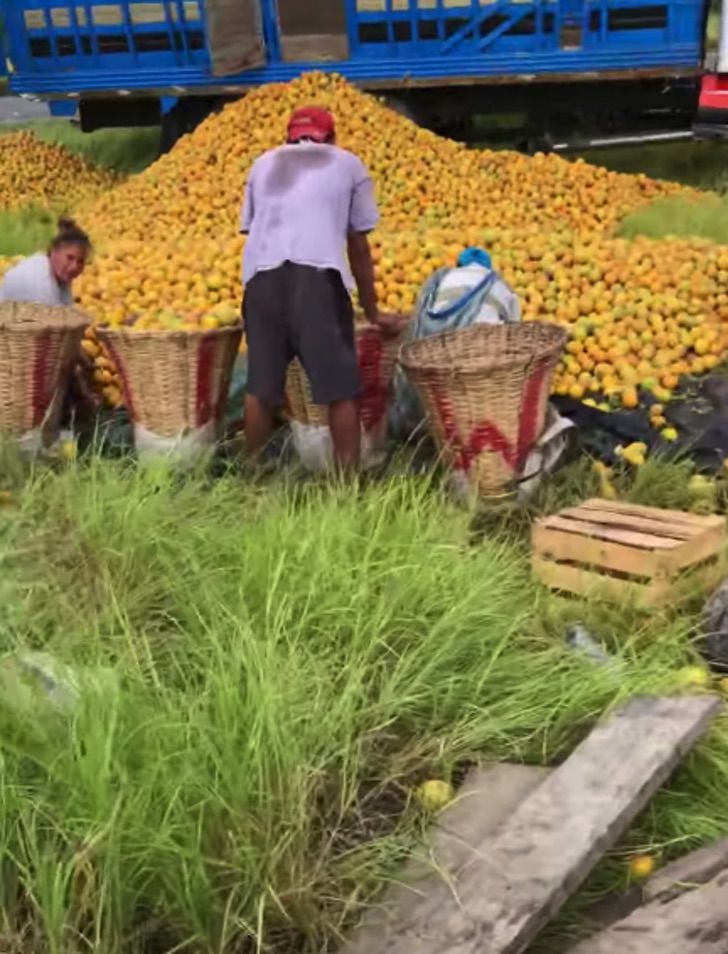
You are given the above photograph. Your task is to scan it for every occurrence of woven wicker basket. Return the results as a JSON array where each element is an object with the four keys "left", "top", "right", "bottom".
[
  {"left": 399, "top": 322, "right": 567, "bottom": 496},
  {"left": 0, "top": 301, "right": 88, "bottom": 445},
  {"left": 286, "top": 323, "right": 405, "bottom": 435},
  {"left": 97, "top": 325, "right": 243, "bottom": 440}
]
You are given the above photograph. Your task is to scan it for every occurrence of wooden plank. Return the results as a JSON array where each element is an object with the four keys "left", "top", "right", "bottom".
[
  {"left": 424, "top": 764, "right": 552, "bottom": 874},
  {"left": 579, "top": 499, "right": 724, "bottom": 530},
  {"left": 281, "top": 34, "right": 349, "bottom": 62},
  {"left": 533, "top": 556, "right": 721, "bottom": 607},
  {"left": 665, "top": 524, "right": 727, "bottom": 573},
  {"left": 349, "top": 765, "right": 552, "bottom": 948},
  {"left": 533, "top": 525, "right": 666, "bottom": 578},
  {"left": 561, "top": 507, "right": 726, "bottom": 570},
  {"left": 344, "top": 696, "right": 721, "bottom": 954},
  {"left": 586, "top": 501, "right": 725, "bottom": 530},
  {"left": 207, "top": 0, "right": 265, "bottom": 76},
  {"left": 536, "top": 515, "right": 680, "bottom": 551},
  {"left": 579, "top": 498, "right": 720, "bottom": 525},
  {"left": 278, "top": 0, "right": 347, "bottom": 34},
  {"left": 644, "top": 838, "right": 728, "bottom": 903},
  {"left": 534, "top": 522, "right": 726, "bottom": 577},
  {"left": 532, "top": 557, "right": 670, "bottom": 608},
  {"left": 559, "top": 506, "right": 699, "bottom": 541},
  {"left": 567, "top": 871, "right": 728, "bottom": 954}
]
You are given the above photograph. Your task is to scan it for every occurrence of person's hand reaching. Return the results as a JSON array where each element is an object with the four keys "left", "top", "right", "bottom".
[{"left": 375, "top": 312, "right": 408, "bottom": 339}]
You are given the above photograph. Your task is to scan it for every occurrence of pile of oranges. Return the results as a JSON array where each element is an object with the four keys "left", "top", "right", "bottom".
[
  {"left": 5, "top": 72, "right": 728, "bottom": 413},
  {"left": 81, "top": 72, "right": 684, "bottom": 248},
  {"left": 0, "top": 131, "right": 117, "bottom": 213},
  {"left": 75, "top": 73, "right": 724, "bottom": 411}
]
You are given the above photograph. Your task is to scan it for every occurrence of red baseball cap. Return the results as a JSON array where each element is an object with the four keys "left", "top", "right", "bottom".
[{"left": 287, "top": 106, "right": 335, "bottom": 144}]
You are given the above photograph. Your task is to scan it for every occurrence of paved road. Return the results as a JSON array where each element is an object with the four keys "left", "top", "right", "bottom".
[{"left": 0, "top": 95, "right": 52, "bottom": 124}]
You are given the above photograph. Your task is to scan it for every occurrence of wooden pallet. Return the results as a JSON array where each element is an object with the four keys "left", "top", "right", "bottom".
[{"left": 532, "top": 499, "right": 726, "bottom": 608}]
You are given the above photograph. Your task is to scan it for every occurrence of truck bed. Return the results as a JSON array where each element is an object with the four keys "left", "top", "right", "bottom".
[{"left": 1, "top": 0, "right": 706, "bottom": 99}]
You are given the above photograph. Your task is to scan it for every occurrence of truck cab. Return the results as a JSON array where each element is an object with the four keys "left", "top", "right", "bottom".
[{"left": 695, "top": 0, "right": 728, "bottom": 136}]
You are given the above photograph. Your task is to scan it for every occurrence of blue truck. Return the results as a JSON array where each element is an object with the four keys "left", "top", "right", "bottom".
[{"left": 0, "top": 0, "right": 714, "bottom": 149}]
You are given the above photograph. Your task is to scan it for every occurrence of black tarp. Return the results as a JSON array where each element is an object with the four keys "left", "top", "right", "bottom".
[{"left": 553, "top": 371, "right": 728, "bottom": 472}]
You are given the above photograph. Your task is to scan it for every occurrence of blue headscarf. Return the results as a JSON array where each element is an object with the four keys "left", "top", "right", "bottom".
[{"left": 458, "top": 247, "right": 492, "bottom": 269}]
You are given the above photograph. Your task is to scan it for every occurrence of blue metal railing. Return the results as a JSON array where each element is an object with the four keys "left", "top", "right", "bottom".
[
  {"left": 5, "top": 1, "right": 209, "bottom": 73},
  {"left": 0, "top": 0, "right": 706, "bottom": 95}
]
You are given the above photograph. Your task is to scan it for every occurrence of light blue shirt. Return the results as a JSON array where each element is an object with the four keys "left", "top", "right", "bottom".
[
  {"left": 240, "top": 143, "right": 380, "bottom": 290},
  {"left": 0, "top": 253, "right": 73, "bottom": 307}
]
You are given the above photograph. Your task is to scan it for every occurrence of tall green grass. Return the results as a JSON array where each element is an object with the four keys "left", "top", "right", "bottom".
[
  {"left": 579, "top": 141, "right": 728, "bottom": 192},
  {"left": 0, "top": 206, "right": 56, "bottom": 258},
  {"left": 0, "top": 458, "right": 725, "bottom": 952},
  {"left": 618, "top": 192, "right": 728, "bottom": 244}
]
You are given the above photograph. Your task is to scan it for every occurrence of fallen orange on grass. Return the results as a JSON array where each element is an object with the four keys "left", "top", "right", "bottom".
[{"left": 629, "top": 854, "right": 656, "bottom": 880}]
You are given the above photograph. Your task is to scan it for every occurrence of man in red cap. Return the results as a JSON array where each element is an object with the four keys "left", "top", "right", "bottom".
[{"left": 240, "top": 105, "right": 397, "bottom": 472}]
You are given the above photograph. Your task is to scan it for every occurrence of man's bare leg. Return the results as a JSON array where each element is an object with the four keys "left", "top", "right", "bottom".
[
  {"left": 329, "top": 399, "right": 361, "bottom": 473},
  {"left": 245, "top": 393, "right": 275, "bottom": 459}
]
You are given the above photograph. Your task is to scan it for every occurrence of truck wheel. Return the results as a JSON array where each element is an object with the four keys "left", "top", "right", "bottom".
[
  {"left": 383, "top": 94, "right": 420, "bottom": 125},
  {"left": 159, "top": 110, "right": 182, "bottom": 155},
  {"left": 158, "top": 96, "right": 226, "bottom": 155},
  {"left": 520, "top": 134, "right": 555, "bottom": 155}
]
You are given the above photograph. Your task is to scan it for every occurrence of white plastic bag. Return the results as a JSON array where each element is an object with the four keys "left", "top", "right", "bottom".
[
  {"left": 0, "top": 651, "right": 118, "bottom": 719},
  {"left": 290, "top": 421, "right": 386, "bottom": 474},
  {"left": 134, "top": 420, "right": 216, "bottom": 468},
  {"left": 17, "top": 427, "right": 76, "bottom": 461},
  {"left": 290, "top": 422, "right": 333, "bottom": 473},
  {"left": 517, "top": 406, "right": 575, "bottom": 501}
]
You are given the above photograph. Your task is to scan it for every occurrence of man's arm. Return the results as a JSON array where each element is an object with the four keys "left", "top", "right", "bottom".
[
  {"left": 347, "top": 162, "right": 405, "bottom": 336},
  {"left": 347, "top": 231, "right": 378, "bottom": 325},
  {"left": 240, "top": 170, "right": 255, "bottom": 234},
  {"left": 348, "top": 161, "right": 380, "bottom": 324}
]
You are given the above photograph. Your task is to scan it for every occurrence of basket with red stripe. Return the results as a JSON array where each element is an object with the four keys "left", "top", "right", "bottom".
[
  {"left": 0, "top": 302, "right": 88, "bottom": 448},
  {"left": 97, "top": 325, "right": 243, "bottom": 464},
  {"left": 400, "top": 322, "right": 567, "bottom": 498},
  {"left": 285, "top": 321, "right": 406, "bottom": 452}
]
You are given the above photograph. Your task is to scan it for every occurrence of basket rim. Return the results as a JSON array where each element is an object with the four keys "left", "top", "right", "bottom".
[
  {"left": 0, "top": 303, "right": 90, "bottom": 332},
  {"left": 97, "top": 323, "right": 244, "bottom": 341},
  {"left": 399, "top": 321, "right": 567, "bottom": 374}
]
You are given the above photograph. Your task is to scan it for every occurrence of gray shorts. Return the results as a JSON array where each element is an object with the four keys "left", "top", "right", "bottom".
[{"left": 243, "top": 261, "right": 360, "bottom": 407}]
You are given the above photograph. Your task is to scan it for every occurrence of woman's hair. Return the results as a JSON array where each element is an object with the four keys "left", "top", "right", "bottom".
[{"left": 49, "top": 217, "right": 92, "bottom": 254}]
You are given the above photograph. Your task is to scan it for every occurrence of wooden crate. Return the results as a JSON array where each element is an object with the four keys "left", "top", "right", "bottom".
[{"left": 532, "top": 498, "right": 726, "bottom": 608}]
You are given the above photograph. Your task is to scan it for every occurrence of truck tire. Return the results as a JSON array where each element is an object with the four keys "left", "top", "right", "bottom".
[
  {"left": 383, "top": 94, "right": 423, "bottom": 125},
  {"left": 159, "top": 110, "right": 182, "bottom": 155},
  {"left": 159, "top": 96, "right": 227, "bottom": 155}
]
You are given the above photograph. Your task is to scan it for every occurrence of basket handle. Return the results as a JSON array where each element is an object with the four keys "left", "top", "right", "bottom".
[{"left": 426, "top": 270, "right": 499, "bottom": 322}]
